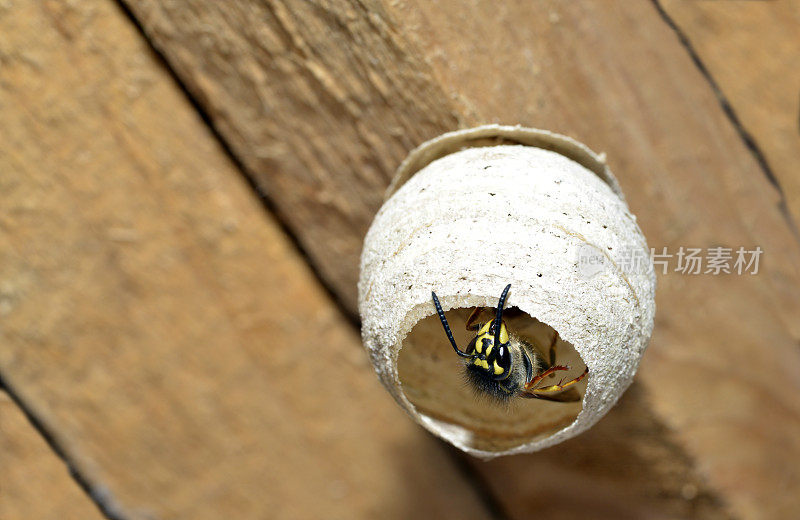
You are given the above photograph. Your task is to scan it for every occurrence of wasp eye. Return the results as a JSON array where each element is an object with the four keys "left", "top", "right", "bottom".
[{"left": 493, "top": 344, "right": 512, "bottom": 380}]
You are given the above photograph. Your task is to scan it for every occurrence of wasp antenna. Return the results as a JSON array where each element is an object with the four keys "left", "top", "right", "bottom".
[
  {"left": 432, "top": 291, "right": 473, "bottom": 358},
  {"left": 493, "top": 284, "right": 512, "bottom": 348}
]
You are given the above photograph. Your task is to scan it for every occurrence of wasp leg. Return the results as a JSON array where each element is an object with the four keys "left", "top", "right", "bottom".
[
  {"left": 529, "top": 367, "right": 589, "bottom": 394},
  {"left": 523, "top": 365, "right": 570, "bottom": 391},
  {"left": 465, "top": 307, "right": 486, "bottom": 331},
  {"left": 519, "top": 388, "right": 582, "bottom": 402}
]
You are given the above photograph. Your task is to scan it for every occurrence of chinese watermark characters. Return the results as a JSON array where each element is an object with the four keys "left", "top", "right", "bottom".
[{"left": 577, "top": 244, "right": 763, "bottom": 278}]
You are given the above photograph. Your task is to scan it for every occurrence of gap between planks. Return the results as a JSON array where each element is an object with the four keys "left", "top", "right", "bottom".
[
  {"left": 0, "top": 374, "right": 128, "bottom": 520},
  {"left": 650, "top": 0, "right": 800, "bottom": 243}
]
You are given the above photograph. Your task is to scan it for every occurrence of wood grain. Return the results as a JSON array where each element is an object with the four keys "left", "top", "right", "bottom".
[
  {"left": 661, "top": 0, "right": 800, "bottom": 225},
  {"left": 0, "top": 2, "right": 492, "bottom": 519},
  {"left": 0, "top": 392, "right": 105, "bottom": 520},
  {"left": 121, "top": 0, "right": 463, "bottom": 307},
  {"left": 118, "top": 1, "right": 800, "bottom": 518}
]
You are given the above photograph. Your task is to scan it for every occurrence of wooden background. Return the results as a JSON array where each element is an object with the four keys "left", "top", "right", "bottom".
[{"left": 2, "top": 1, "right": 799, "bottom": 519}]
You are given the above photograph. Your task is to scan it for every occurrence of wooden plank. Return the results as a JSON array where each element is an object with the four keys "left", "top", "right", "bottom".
[
  {"left": 119, "top": 0, "right": 463, "bottom": 307},
  {"left": 0, "top": 2, "right": 492, "bottom": 519},
  {"left": 0, "top": 391, "right": 105, "bottom": 520},
  {"left": 660, "top": 0, "right": 800, "bottom": 225},
  {"left": 118, "top": 1, "right": 800, "bottom": 519}
]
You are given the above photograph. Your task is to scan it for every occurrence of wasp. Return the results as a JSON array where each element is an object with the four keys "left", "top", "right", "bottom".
[{"left": 431, "top": 284, "right": 588, "bottom": 402}]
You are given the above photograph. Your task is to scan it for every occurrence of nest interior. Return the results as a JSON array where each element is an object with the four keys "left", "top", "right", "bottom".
[{"left": 397, "top": 306, "right": 587, "bottom": 453}]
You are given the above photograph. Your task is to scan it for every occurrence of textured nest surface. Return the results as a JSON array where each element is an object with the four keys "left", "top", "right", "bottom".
[{"left": 359, "top": 126, "right": 655, "bottom": 457}]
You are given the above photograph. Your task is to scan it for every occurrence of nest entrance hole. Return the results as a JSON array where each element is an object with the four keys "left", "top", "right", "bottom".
[{"left": 397, "top": 306, "right": 587, "bottom": 453}]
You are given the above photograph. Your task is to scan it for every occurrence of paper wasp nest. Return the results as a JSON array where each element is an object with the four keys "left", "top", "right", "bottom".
[{"left": 358, "top": 125, "right": 655, "bottom": 458}]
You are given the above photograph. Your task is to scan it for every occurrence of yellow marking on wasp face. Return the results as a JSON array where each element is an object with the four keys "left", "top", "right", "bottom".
[
  {"left": 473, "top": 358, "right": 490, "bottom": 370},
  {"left": 475, "top": 339, "right": 483, "bottom": 354},
  {"left": 476, "top": 321, "right": 508, "bottom": 346},
  {"left": 499, "top": 323, "right": 509, "bottom": 344},
  {"left": 493, "top": 360, "right": 504, "bottom": 375}
]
